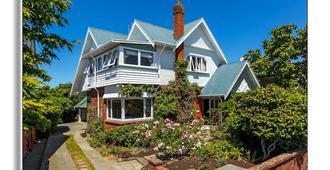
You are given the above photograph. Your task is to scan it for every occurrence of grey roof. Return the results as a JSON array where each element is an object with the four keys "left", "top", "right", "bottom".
[
  {"left": 88, "top": 27, "right": 127, "bottom": 47},
  {"left": 200, "top": 61, "right": 247, "bottom": 98},
  {"left": 87, "top": 18, "right": 202, "bottom": 47},
  {"left": 134, "top": 18, "right": 203, "bottom": 45},
  {"left": 74, "top": 97, "right": 87, "bottom": 109}
]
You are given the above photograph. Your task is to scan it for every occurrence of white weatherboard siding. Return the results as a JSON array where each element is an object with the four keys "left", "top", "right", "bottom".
[
  {"left": 158, "top": 47, "right": 176, "bottom": 85},
  {"left": 185, "top": 45, "right": 221, "bottom": 86},
  {"left": 231, "top": 67, "right": 258, "bottom": 93},
  {"left": 86, "top": 66, "right": 160, "bottom": 88},
  {"left": 185, "top": 26, "right": 214, "bottom": 51},
  {"left": 127, "top": 25, "right": 149, "bottom": 42}
]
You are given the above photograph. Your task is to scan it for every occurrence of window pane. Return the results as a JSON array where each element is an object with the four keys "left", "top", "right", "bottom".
[
  {"left": 125, "top": 99, "right": 143, "bottom": 119},
  {"left": 112, "top": 100, "right": 121, "bottom": 119},
  {"left": 124, "top": 49, "right": 138, "bottom": 65},
  {"left": 96, "top": 57, "right": 102, "bottom": 71},
  {"left": 141, "top": 52, "right": 153, "bottom": 66},
  {"left": 103, "top": 53, "right": 110, "bottom": 67},
  {"left": 146, "top": 99, "right": 152, "bottom": 117}
]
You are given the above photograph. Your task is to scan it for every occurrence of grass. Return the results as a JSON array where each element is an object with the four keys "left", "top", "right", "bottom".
[{"left": 65, "top": 135, "right": 96, "bottom": 170}]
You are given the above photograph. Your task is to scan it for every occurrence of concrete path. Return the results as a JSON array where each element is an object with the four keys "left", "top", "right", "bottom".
[
  {"left": 39, "top": 122, "right": 143, "bottom": 170},
  {"left": 65, "top": 122, "right": 144, "bottom": 170},
  {"left": 40, "top": 125, "right": 76, "bottom": 170},
  {"left": 23, "top": 139, "right": 47, "bottom": 170}
]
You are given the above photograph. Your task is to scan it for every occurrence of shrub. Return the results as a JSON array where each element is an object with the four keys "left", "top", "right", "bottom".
[
  {"left": 119, "top": 84, "right": 143, "bottom": 97},
  {"left": 223, "top": 85, "right": 307, "bottom": 161},
  {"left": 195, "top": 140, "right": 243, "bottom": 160},
  {"left": 154, "top": 83, "right": 179, "bottom": 119}
]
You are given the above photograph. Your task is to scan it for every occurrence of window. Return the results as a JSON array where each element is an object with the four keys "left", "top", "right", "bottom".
[
  {"left": 146, "top": 99, "right": 152, "bottom": 117},
  {"left": 96, "top": 56, "right": 103, "bottom": 71},
  {"left": 124, "top": 49, "right": 138, "bottom": 65},
  {"left": 141, "top": 52, "right": 153, "bottom": 66},
  {"left": 83, "top": 61, "right": 93, "bottom": 74},
  {"left": 102, "top": 53, "right": 110, "bottom": 68},
  {"left": 125, "top": 99, "right": 143, "bottom": 119},
  {"left": 112, "top": 99, "right": 122, "bottom": 119},
  {"left": 190, "top": 55, "right": 207, "bottom": 72},
  {"left": 210, "top": 99, "right": 219, "bottom": 109}
]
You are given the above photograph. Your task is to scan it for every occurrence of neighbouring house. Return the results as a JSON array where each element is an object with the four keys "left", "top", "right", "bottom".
[
  {"left": 74, "top": 97, "right": 88, "bottom": 122},
  {"left": 71, "top": 0, "right": 260, "bottom": 128}
]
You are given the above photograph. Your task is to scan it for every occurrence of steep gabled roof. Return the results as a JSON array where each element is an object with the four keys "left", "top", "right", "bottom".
[
  {"left": 200, "top": 61, "right": 253, "bottom": 99},
  {"left": 88, "top": 27, "right": 127, "bottom": 47}
]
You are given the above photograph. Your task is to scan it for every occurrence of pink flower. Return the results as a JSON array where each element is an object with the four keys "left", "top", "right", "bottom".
[
  {"left": 153, "top": 146, "right": 159, "bottom": 151},
  {"left": 181, "top": 131, "right": 190, "bottom": 141},
  {"left": 161, "top": 128, "right": 166, "bottom": 133},
  {"left": 144, "top": 130, "right": 152, "bottom": 138},
  {"left": 177, "top": 146, "right": 187, "bottom": 155}
]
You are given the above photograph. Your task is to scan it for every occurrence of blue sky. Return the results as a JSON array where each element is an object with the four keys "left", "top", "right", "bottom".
[{"left": 43, "top": 0, "right": 307, "bottom": 87}]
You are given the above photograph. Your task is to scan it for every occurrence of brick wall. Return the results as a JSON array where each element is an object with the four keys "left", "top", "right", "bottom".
[{"left": 249, "top": 149, "right": 307, "bottom": 170}]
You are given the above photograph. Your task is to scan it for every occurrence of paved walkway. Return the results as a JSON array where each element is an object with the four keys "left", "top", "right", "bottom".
[
  {"left": 40, "top": 125, "right": 76, "bottom": 170},
  {"left": 23, "top": 139, "right": 47, "bottom": 170}
]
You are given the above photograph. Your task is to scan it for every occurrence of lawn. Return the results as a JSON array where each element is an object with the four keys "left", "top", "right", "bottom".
[{"left": 65, "top": 135, "right": 96, "bottom": 170}]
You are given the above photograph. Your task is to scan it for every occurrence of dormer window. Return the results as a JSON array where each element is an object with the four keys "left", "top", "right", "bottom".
[{"left": 189, "top": 55, "right": 207, "bottom": 72}]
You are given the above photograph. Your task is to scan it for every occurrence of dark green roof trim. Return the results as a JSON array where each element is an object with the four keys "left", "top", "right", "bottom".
[
  {"left": 121, "top": 43, "right": 156, "bottom": 51},
  {"left": 74, "top": 97, "right": 87, "bottom": 109}
]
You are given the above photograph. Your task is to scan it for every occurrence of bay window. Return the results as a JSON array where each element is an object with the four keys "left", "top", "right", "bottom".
[
  {"left": 105, "top": 98, "right": 153, "bottom": 120},
  {"left": 125, "top": 99, "right": 144, "bottom": 119}
]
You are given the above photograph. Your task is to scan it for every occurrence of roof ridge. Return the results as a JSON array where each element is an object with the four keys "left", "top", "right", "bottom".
[
  {"left": 88, "top": 26, "right": 127, "bottom": 36},
  {"left": 134, "top": 19, "right": 173, "bottom": 31}
]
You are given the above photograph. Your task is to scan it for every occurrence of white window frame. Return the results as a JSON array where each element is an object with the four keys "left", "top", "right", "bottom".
[
  {"left": 122, "top": 47, "right": 155, "bottom": 68},
  {"left": 106, "top": 97, "right": 153, "bottom": 121},
  {"left": 103, "top": 48, "right": 119, "bottom": 68},
  {"left": 189, "top": 54, "right": 207, "bottom": 72}
]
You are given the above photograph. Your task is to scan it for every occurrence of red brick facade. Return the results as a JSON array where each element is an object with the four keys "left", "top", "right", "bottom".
[{"left": 249, "top": 149, "right": 307, "bottom": 170}]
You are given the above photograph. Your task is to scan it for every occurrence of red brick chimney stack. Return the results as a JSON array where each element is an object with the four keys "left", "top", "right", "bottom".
[
  {"left": 173, "top": 0, "right": 185, "bottom": 61},
  {"left": 173, "top": 0, "right": 184, "bottom": 40}
]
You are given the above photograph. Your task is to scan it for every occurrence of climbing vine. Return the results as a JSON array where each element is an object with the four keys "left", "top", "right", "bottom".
[
  {"left": 119, "top": 84, "right": 157, "bottom": 97},
  {"left": 154, "top": 60, "right": 201, "bottom": 122}
]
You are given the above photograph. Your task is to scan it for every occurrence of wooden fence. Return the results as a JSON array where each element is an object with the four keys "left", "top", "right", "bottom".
[{"left": 22, "top": 127, "right": 36, "bottom": 157}]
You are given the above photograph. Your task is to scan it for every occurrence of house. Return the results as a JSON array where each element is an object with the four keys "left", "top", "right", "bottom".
[{"left": 71, "top": 0, "right": 260, "bottom": 128}]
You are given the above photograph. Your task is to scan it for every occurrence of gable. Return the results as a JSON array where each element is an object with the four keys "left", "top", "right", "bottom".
[
  {"left": 82, "top": 33, "right": 97, "bottom": 55},
  {"left": 185, "top": 26, "right": 214, "bottom": 51},
  {"left": 127, "top": 25, "right": 149, "bottom": 42}
]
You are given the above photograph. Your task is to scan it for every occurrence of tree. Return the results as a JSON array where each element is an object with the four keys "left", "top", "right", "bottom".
[
  {"left": 222, "top": 85, "right": 307, "bottom": 162},
  {"left": 23, "top": 0, "right": 74, "bottom": 132},
  {"left": 243, "top": 24, "right": 307, "bottom": 88}
]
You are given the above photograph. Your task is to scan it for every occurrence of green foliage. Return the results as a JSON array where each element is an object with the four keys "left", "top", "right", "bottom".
[
  {"left": 87, "top": 118, "right": 205, "bottom": 159},
  {"left": 154, "top": 82, "right": 179, "bottom": 119},
  {"left": 223, "top": 85, "right": 307, "bottom": 161},
  {"left": 153, "top": 60, "right": 201, "bottom": 122},
  {"left": 143, "top": 85, "right": 157, "bottom": 93},
  {"left": 119, "top": 84, "right": 143, "bottom": 97},
  {"left": 242, "top": 24, "right": 307, "bottom": 88},
  {"left": 195, "top": 140, "right": 243, "bottom": 160},
  {"left": 23, "top": 0, "right": 76, "bottom": 132}
]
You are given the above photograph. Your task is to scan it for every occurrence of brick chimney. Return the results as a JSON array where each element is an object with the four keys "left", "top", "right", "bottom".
[{"left": 173, "top": 0, "right": 185, "bottom": 61}]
